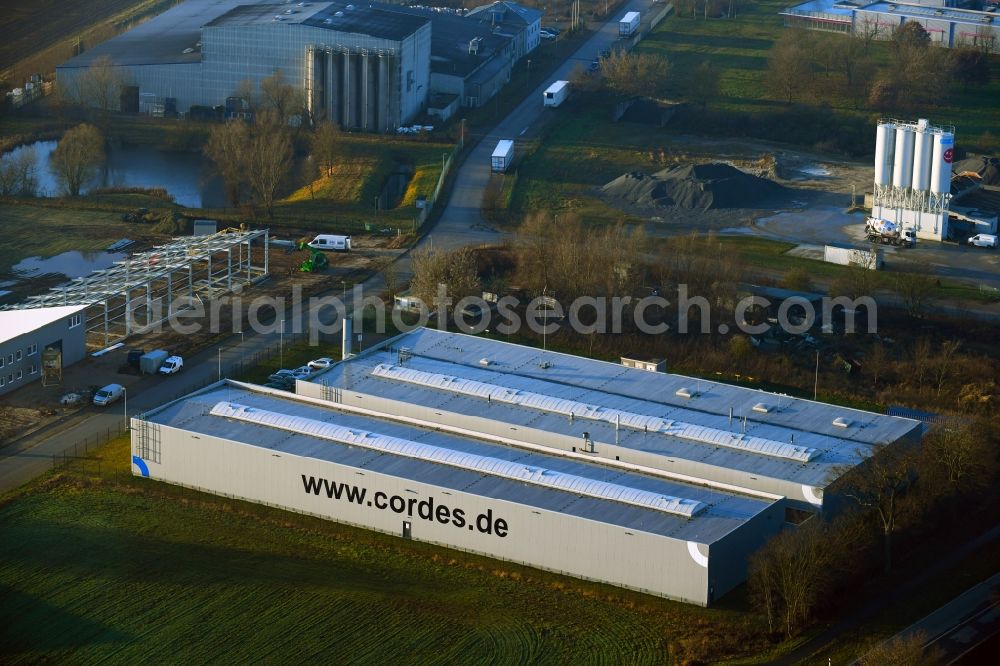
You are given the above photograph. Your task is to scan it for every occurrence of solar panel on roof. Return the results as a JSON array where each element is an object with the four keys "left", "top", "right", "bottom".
[
  {"left": 209, "top": 401, "right": 706, "bottom": 518},
  {"left": 370, "top": 364, "right": 821, "bottom": 463}
]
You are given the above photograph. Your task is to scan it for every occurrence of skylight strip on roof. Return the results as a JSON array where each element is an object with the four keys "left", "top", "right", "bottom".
[
  {"left": 370, "top": 363, "right": 820, "bottom": 463},
  {"left": 209, "top": 401, "right": 706, "bottom": 518}
]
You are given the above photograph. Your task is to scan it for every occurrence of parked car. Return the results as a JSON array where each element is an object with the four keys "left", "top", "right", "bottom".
[
  {"left": 158, "top": 355, "right": 184, "bottom": 375},
  {"left": 307, "top": 357, "right": 334, "bottom": 370},
  {"left": 967, "top": 233, "right": 998, "bottom": 248},
  {"left": 292, "top": 365, "right": 313, "bottom": 379},
  {"left": 93, "top": 384, "right": 125, "bottom": 407},
  {"left": 540, "top": 30, "right": 556, "bottom": 40},
  {"left": 267, "top": 369, "right": 296, "bottom": 383}
]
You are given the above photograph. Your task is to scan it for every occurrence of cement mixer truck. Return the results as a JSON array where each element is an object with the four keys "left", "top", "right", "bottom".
[{"left": 865, "top": 217, "right": 915, "bottom": 247}]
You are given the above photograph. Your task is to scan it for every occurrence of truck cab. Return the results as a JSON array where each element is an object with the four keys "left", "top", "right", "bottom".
[{"left": 901, "top": 228, "right": 916, "bottom": 247}]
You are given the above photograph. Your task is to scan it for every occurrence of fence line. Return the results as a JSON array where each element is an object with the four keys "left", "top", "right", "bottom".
[{"left": 417, "top": 138, "right": 464, "bottom": 229}]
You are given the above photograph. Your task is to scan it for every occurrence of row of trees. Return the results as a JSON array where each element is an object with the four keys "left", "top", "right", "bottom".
[
  {"left": 0, "top": 146, "right": 38, "bottom": 197},
  {"left": 749, "top": 417, "right": 999, "bottom": 638},
  {"left": 768, "top": 23, "right": 992, "bottom": 110}
]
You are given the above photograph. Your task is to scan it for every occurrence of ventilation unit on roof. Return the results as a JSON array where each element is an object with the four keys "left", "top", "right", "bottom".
[
  {"left": 346, "top": 3, "right": 355, "bottom": 9},
  {"left": 469, "top": 36, "right": 482, "bottom": 55},
  {"left": 479, "top": 358, "right": 491, "bottom": 366},
  {"left": 334, "top": 11, "right": 343, "bottom": 17},
  {"left": 210, "top": 401, "right": 706, "bottom": 518},
  {"left": 538, "top": 361, "right": 551, "bottom": 369},
  {"left": 324, "top": 17, "right": 332, "bottom": 23},
  {"left": 832, "top": 417, "right": 852, "bottom": 428},
  {"left": 369, "top": 364, "right": 822, "bottom": 463},
  {"left": 675, "top": 387, "right": 695, "bottom": 399},
  {"left": 752, "top": 403, "right": 771, "bottom": 414}
]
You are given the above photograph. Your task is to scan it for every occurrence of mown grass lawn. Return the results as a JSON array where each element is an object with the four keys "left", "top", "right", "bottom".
[{"left": 0, "top": 435, "right": 774, "bottom": 664}]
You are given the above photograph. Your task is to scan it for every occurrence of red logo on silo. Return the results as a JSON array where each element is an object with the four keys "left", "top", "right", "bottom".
[{"left": 943, "top": 148, "right": 954, "bottom": 163}]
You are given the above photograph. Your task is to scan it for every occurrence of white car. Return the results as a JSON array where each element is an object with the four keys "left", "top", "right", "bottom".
[
  {"left": 540, "top": 31, "right": 556, "bottom": 40},
  {"left": 292, "top": 365, "right": 313, "bottom": 379},
  {"left": 307, "top": 357, "right": 334, "bottom": 370},
  {"left": 967, "top": 233, "right": 998, "bottom": 248}
]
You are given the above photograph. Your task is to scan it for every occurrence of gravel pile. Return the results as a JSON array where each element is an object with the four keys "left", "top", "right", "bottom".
[
  {"left": 953, "top": 156, "right": 1000, "bottom": 186},
  {"left": 601, "top": 163, "right": 785, "bottom": 210}
]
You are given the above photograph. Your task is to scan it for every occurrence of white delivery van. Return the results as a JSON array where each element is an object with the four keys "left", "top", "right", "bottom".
[
  {"left": 308, "top": 234, "right": 352, "bottom": 251},
  {"left": 93, "top": 384, "right": 125, "bottom": 406},
  {"left": 968, "top": 233, "right": 998, "bottom": 248},
  {"left": 543, "top": 80, "right": 569, "bottom": 108}
]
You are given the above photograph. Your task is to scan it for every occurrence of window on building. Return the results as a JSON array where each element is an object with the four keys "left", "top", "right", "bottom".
[
  {"left": 0, "top": 376, "right": 5, "bottom": 387},
  {"left": 6, "top": 354, "right": 11, "bottom": 365},
  {"left": 29, "top": 364, "right": 37, "bottom": 375},
  {"left": 69, "top": 314, "right": 82, "bottom": 328},
  {"left": 16, "top": 370, "right": 22, "bottom": 380},
  {"left": 0, "top": 356, "right": 4, "bottom": 368},
  {"left": 15, "top": 350, "right": 21, "bottom": 362},
  {"left": 27, "top": 343, "right": 37, "bottom": 355}
]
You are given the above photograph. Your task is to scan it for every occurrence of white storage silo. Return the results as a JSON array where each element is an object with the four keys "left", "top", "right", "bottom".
[
  {"left": 874, "top": 123, "right": 895, "bottom": 187},
  {"left": 930, "top": 132, "right": 954, "bottom": 194},
  {"left": 893, "top": 126, "right": 915, "bottom": 189},
  {"left": 911, "top": 128, "right": 933, "bottom": 192}
]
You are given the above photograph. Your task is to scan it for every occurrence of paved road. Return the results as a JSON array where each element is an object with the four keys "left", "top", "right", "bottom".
[
  {"left": 0, "top": 3, "right": 660, "bottom": 495},
  {"left": 857, "top": 572, "right": 1000, "bottom": 665},
  {"left": 423, "top": 0, "right": 659, "bottom": 252}
]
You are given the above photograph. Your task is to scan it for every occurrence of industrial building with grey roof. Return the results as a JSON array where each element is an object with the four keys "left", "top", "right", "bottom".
[
  {"left": 56, "top": 0, "right": 536, "bottom": 125},
  {"left": 133, "top": 328, "right": 922, "bottom": 605}
]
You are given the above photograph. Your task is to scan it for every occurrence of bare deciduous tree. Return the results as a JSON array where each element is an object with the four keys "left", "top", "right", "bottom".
[
  {"left": 312, "top": 121, "right": 340, "bottom": 178},
  {"left": 601, "top": 51, "right": 671, "bottom": 100},
  {"left": 0, "top": 146, "right": 38, "bottom": 197},
  {"left": 50, "top": 124, "right": 105, "bottom": 196},
  {"left": 205, "top": 120, "right": 250, "bottom": 206},
  {"left": 245, "top": 112, "right": 293, "bottom": 217},
  {"left": 260, "top": 69, "right": 303, "bottom": 122},
  {"left": 843, "top": 442, "right": 916, "bottom": 572},
  {"left": 894, "top": 271, "right": 936, "bottom": 318},
  {"left": 767, "top": 31, "right": 811, "bottom": 103},
  {"left": 410, "top": 247, "right": 481, "bottom": 312}
]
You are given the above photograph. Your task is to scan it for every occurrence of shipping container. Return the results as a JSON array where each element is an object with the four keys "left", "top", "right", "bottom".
[{"left": 140, "top": 349, "right": 169, "bottom": 375}]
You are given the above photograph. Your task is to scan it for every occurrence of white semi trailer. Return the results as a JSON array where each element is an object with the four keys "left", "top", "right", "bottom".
[{"left": 543, "top": 80, "right": 569, "bottom": 108}]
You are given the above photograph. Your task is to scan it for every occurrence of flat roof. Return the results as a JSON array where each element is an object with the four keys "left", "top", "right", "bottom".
[
  {"left": 781, "top": 0, "right": 857, "bottom": 19},
  {"left": 144, "top": 382, "right": 777, "bottom": 544},
  {"left": 207, "top": 2, "right": 429, "bottom": 41},
  {"left": 316, "top": 329, "right": 921, "bottom": 489},
  {"left": 858, "top": 2, "right": 999, "bottom": 25},
  {"left": 58, "top": 0, "right": 254, "bottom": 69},
  {"left": 0, "top": 305, "right": 86, "bottom": 345},
  {"left": 380, "top": 6, "right": 511, "bottom": 77}
]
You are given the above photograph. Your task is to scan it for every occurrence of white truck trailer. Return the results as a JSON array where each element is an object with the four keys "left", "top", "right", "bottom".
[
  {"left": 619, "top": 11, "right": 640, "bottom": 37},
  {"left": 543, "top": 80, "right": 569, "bottom": 108},
  {"left": 491, "top": 140, "right": 514, "bottom": 172}
]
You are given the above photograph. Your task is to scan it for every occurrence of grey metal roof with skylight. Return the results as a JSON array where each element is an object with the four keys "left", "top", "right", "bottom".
[{"left": 144, "top": 383, "right": 778, "bottom": 544}]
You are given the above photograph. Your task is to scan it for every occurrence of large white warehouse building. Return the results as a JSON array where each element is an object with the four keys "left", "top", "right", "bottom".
[{"left": 132, "top": 328, "right": 922, "bottom": 605}]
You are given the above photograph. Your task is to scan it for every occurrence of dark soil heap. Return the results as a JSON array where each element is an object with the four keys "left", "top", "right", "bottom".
[{"left": 601, "top": 163, "right": 785, "bottom": 210}]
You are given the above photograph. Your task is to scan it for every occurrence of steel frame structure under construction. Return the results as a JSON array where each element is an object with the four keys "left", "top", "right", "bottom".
[{"left": 0, "top": 230, "right": 269, "bottom": 349}]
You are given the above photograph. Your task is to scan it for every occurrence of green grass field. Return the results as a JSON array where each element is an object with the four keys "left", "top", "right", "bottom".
[{"left": 0, "top": 436, "right": 772, "bottom": 663}]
